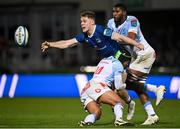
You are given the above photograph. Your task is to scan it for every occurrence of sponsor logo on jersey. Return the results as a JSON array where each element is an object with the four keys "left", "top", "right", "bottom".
[
  {"left": 131, "top": 19, "right": 137, "bottom": 27},
  {"left": 95, "top": 88, "right": 101, "bottom": 93},
  {"left": 95, "top": 38, "right": 101, "bottom": 43},
  {"left": 103, "top": 28, "right": 113, "bottom": 37}
]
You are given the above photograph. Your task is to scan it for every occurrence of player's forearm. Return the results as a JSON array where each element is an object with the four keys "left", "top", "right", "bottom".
[
  {"left": 114, "top": 75, "right": 126, "bottom": 90},
  {"left": 113, "top": 32, "right": 138, "bottom": 46},
  {"left": 121, "top": 35, "right": 139, "bottom": 46},
  {"left": 122, "top": 36, "right": 144, "bottom": 50},
  {"left": 112, "top": 32, "right": 144, "bottom": 50},
  {"left": 49, "top": 40, "right": 70, "bottom": 49}
]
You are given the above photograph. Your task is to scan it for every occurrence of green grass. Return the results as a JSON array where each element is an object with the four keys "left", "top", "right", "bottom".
[{"left": 0, "top": 98, "right": 180, "bottom": 128}]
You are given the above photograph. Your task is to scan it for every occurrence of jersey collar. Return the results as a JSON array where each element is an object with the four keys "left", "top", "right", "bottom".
[
  {"left": 113, "top": 16, "right": 128, "bottom": 29},
  {"left": 88, "top": 25, "right": 96, "bottom": 38}
]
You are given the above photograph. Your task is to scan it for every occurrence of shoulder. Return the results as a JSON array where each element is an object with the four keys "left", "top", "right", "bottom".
[
  {"left": 127, "top": 15, "right": 139, "bottom": 27},
  {"left": 75, "top": 33, "right": 85, "bottom": 38},
  {"left": 127, "top": 16, "right": 139, "bottom": 23},
  {"left": 104, "top": 56, "right": 124, "bottom": 72},
  {"left": 96, "top": 24, "right": 106, "bottom": 33},
  {"left": 75, "top": 33, "right": 86, "bottom": 42},
  {"left": 127, "top": 15, "right": 138, "bottom": 20},
  {"left": 112, "top": 59, "right": 124, "bottom": 72},
  {"left": 96, "top": 24, "right": 113, "bottom": 37},
  {"left": 107, "top": 18, "right": 115, "bottom": 27},
  {"left": 96, "top": 24, "right": 105, "bottom": 30},
  {"left": 107, "top": 18, "right": 114, "bottom": 24},
  {"left": 107, "top": 56, "right": 123, "bottom": 67}
]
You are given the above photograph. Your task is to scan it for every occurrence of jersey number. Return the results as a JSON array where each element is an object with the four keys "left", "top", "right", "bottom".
[{"left": 94, "top": 66, "right": 104, "bottom": 74}]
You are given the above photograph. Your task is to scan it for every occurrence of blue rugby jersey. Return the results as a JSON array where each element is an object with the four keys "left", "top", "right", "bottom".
[{"left": 75, "top": 25, "right": 121, "bottom": 57}]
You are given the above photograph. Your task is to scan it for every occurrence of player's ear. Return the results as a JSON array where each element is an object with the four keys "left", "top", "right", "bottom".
[
  {"left": 90, "top": 18, "right": 95, "bottom": 25},
  {"left": 123, "top": 10, "right": 127, "bottom": 16}
]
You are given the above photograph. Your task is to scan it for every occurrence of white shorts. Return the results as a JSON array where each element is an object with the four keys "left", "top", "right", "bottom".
[
  {"left": 129, "top": 47, "right": 156, "bottom": 74},
  {"left": 80, "top": 80, "right": 111, "bottom": 108}
]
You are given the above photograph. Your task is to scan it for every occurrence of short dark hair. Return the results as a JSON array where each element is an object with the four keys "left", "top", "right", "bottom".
[
  {"left": 114, "top": 3, "right": 127, "bottom": 12},
  {"left": 80, "top": 10, "right": 96, "bottom": 21}
]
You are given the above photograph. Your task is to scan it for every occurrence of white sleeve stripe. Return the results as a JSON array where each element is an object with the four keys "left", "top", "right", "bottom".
[{"left": 128, "top": 29, "right": 137, "bottom": 34}]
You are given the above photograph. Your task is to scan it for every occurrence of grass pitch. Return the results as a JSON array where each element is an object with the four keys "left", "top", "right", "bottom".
[{"left": 0, "top": 98, "right": 180, "bottom": 128}]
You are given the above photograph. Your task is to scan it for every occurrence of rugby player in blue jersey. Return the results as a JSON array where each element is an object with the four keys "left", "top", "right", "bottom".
[
  {"left": 41, "top": 11, "right": 143, "bottom": 57},
  {"left": 41, "top": 10, "right": 143, "bottom": 126},
  {"left": 41, "top": 10, "right": 142, "bottom": 111}
]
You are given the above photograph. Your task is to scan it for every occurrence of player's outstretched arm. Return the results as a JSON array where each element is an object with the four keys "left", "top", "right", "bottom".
[
  {"left": 111, "top": 32, "right": 144, "bottom": 50},
  {"left": 41, "top": 38, "right": 78, "bottom": 52}
]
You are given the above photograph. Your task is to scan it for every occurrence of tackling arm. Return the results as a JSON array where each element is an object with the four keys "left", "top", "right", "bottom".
[
  {"left": 114, "top": 72, "right": 132, "bottom": 104},
  {"left": 114, "top": 74, "right": 126, "bottom": 90},
  {"left": 111, "top": 32, "right": 144, "bottom": 50},
  {"left": 127, "top": 32, "right": 136, "bottom": 40}
]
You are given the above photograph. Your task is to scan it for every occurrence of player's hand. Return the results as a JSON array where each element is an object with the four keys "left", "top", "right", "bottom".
[
  {"left": 41, "top": 41, "right": 50, "bottom": 52},
  {"left": 136, "top": 44, "right": 144, "bottom": 50}
]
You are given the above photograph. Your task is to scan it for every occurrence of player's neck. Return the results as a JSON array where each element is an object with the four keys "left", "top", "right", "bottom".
[
  {"left": 87, "top": 24, "right": 96, "bottom": 37},
  {"left": 115, "top": 16, "right": 127, "bottom": 28}
]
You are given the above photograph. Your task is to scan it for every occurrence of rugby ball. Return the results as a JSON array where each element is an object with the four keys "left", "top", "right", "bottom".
[{"left": 14, "top": 26, "right": 29, "bottom": 46}]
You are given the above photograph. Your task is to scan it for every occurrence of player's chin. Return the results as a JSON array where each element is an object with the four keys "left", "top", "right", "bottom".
[
  {"left": 114, "top": 17, "right": 121, "bottom": 22},
  {"left": 82, "top": 29, "right": 87, "bottom": 33},
  {"left": 114, "top": 19, "right": 119, "bottom": 22}
]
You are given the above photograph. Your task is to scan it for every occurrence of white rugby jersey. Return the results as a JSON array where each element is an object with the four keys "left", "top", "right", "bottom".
[
  {"left": 91, "top": 56, "right": 123, "bottom": 87},
  {"left": 107, "top": 16, "right": 152, "bottom": 55}
]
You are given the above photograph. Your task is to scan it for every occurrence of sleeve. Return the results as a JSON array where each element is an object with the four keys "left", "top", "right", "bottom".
[
  {"left": 107, "top": 19, "right": 114, "bottom": 30},
  {"left": 97, "top": 25, "right": 113, "bottom": 38},
  {"left": 107, "top": 20, "right": 111, "bottom": 28},
  {"left": 128, "top": 17, "right": 139, "bottom": 34},
  {"left": 103, "top": 28, "right": 113, "bottom": 37},
  {"left": 75, "top": 33, "right": 85, "bottom": 43}
]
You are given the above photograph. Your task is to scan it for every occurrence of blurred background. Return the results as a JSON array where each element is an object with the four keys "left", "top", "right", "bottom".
[
  {"left": 0, "top": 0, "right": 180, "bottom": 74},
  {"left": 0, "top": 0, "right": 180, "bottom": 99},
  {"left": 0, "top": 1, "right": 180, "bottom": 127}
]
